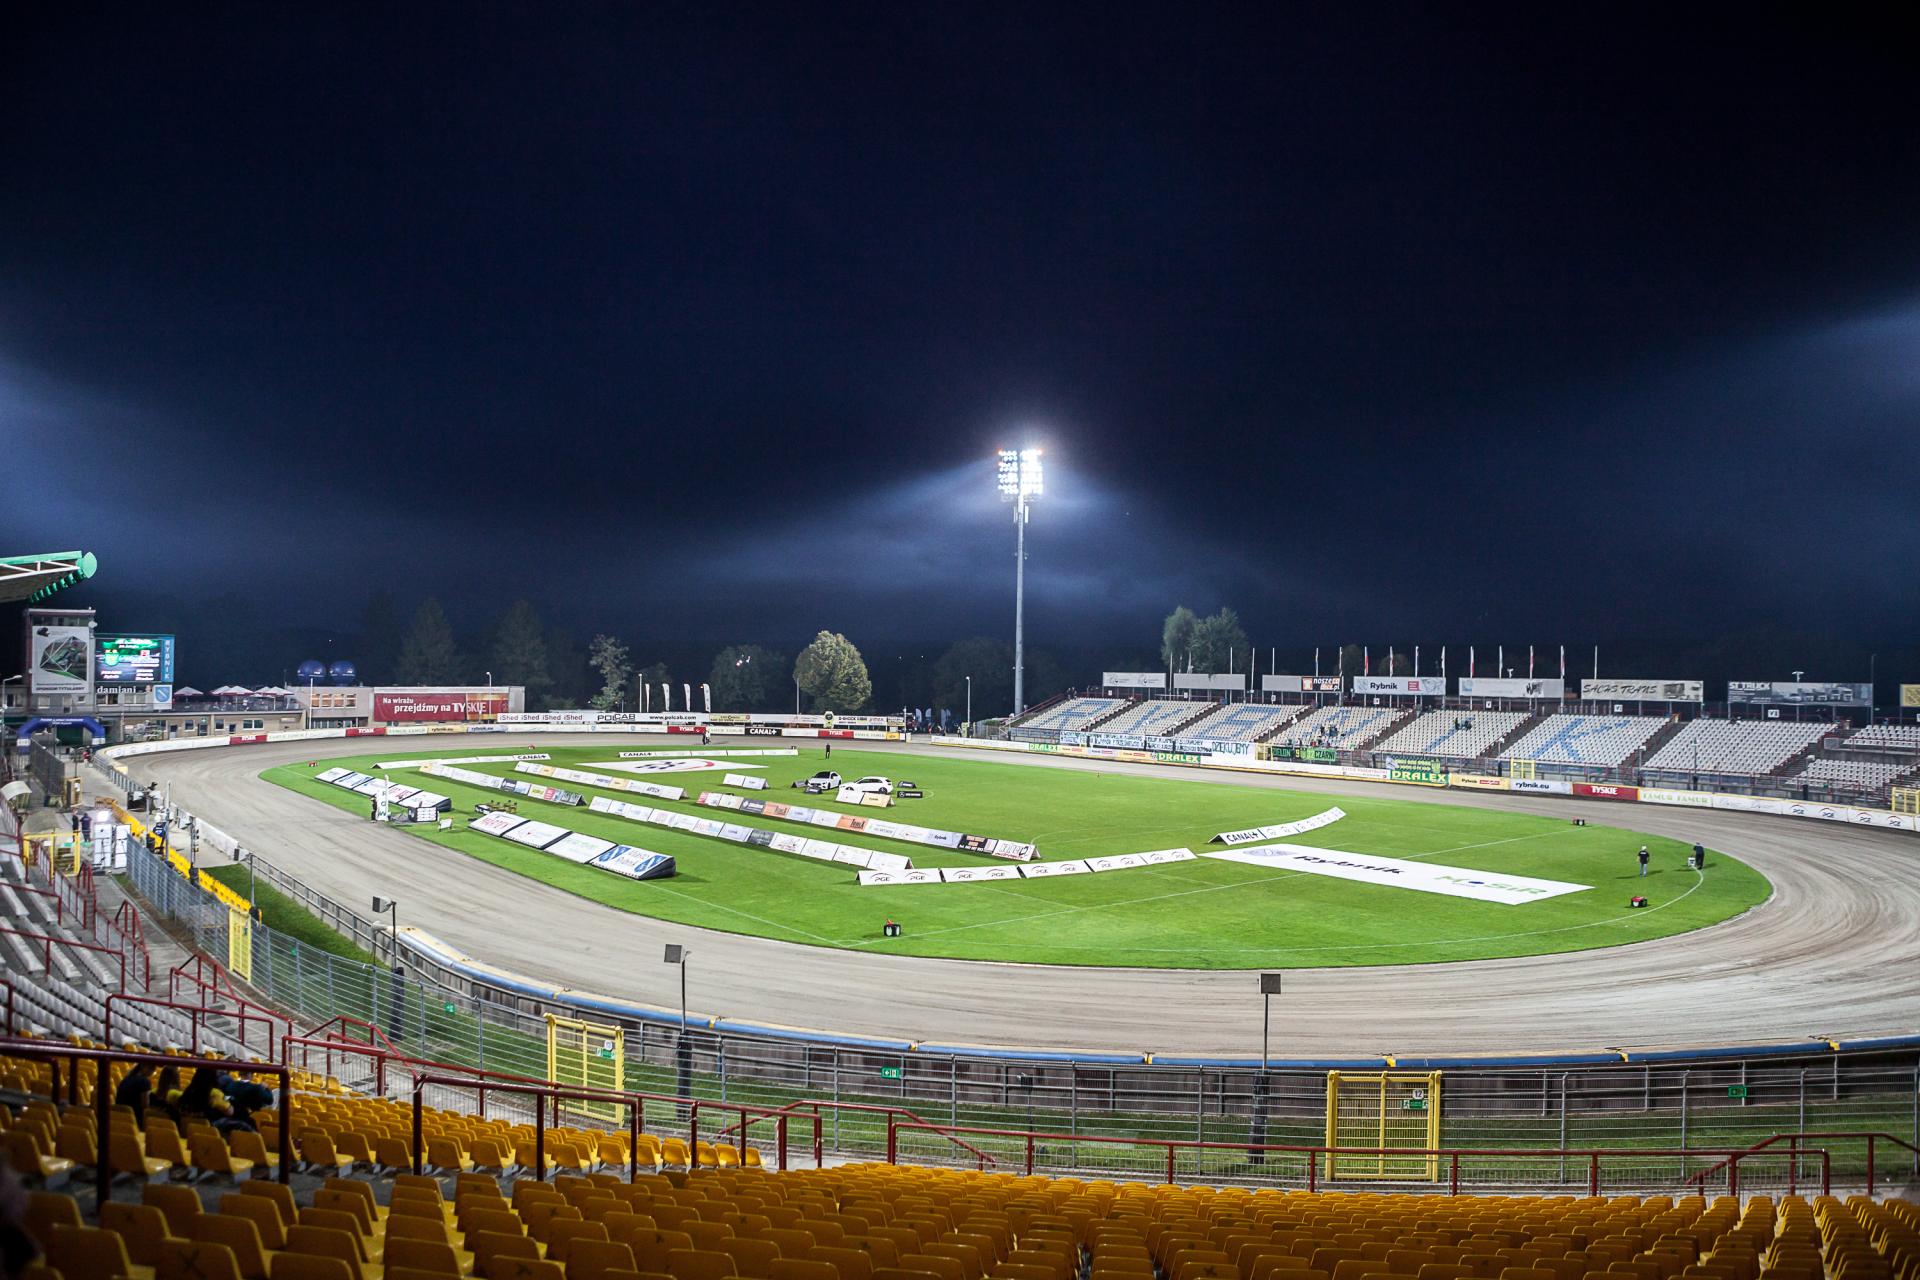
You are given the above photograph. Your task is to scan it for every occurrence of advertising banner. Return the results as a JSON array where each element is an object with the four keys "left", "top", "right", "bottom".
[
  {"left": 1351, "top": 676, "right": 1447, "bottom": 696},
  {"left": 1259, "top": 674, "right": 1304, "bottom": 693},
  {"left": 375, "top": 692, "right": 508, "bottom": 722},
  {"left": 1458, "top": 677, "right": 1563, "bottom": 699},
  {"left": 1903, "top": 685, "right": 1920, "bottom": 708},
  {"left": 95, "top": 634, "right": 175, "bottom": 685},
  {"left": 1727, "top": 681, "right": 1872, "bottom": 706},
  {"left": 1389, "top": 760, "right": 1450, "bottom": 786},
  {"left": 1580, "top": 679, "right": 1704, "bottom": 702},
  {"left": 1102, "top": 672, "right": 1167, "bottom": 688},
  {"left": 1450, "top": 773, "right": 1510, "bottom": 791},
  {"left": 1573, "top": 782, "right": 1640, "bottom": 801},
  {"left": 1200, "top": 843, "right": 1591, "bottom": 904},
  {"left": 1210, "top": 807, "right": 1347, "bottom": 846},
  {"left": 1089, "top": 733, "right": 1146, "bottom": 749},
  {"left": 1510, "top": 778, "right": 1573, "bottom": 794},
  {"left": 721, "top": 772, "right": 768, "bottom": 790},
  {"left": 29, "top": 624, "right": 93, "bottom": 695},
  {"left": 1173, "top": 672, "right": 1248, "bottom": 690},
  {"left": 1301, "top": 676, "right": 1343, "bottom": 692}
]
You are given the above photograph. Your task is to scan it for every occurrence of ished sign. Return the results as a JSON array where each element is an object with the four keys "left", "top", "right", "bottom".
[{"left": 1200, "top": 843, "right": 1591, "bottom": 904}]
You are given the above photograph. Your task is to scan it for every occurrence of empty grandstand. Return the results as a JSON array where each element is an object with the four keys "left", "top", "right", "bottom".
[
  {"left": 1093, "top": 698, "right": 1214, "bottom": 737},
  {"left": 1644, "top": 718, "right": 1830, "bottom": 777},
  {"left": 1790, "top": 757, "right": 1920, "bottom": 792},
  {"left": 1176, "top": 701, "right": 1309, "bottom": 743},
  {"left": 1841, "top": 723, "right": 1920, "bottom": 752},
  {"left": 1010, "top": 696, "right": 1122, "bottom": 733},
  {"left": 1500, "top": 713, "right": 1670, "bottom": 768},
  {"left": 1374, "top": 709, "right": 1529, "bottom": 760},
  {"left": 1273, "top": 704, "right": 1408, "bottom": 750}
]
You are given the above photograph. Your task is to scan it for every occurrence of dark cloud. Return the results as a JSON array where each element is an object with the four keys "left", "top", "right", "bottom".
[{"left": 3, "top": 5, "right": 1918, "bottom": 678}]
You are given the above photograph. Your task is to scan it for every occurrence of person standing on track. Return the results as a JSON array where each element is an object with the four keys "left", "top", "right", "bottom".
[{"left": 1637, "top": 845, "right": 1650, "bottom": 876}]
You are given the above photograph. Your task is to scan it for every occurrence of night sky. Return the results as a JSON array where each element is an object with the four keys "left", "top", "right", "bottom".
[{"left": 5, "top": 7, "right": 1918, "bottom": 686}]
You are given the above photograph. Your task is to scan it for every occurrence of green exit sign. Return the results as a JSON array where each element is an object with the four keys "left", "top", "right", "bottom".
[
  {"left": 879, "top": 1066, "right": 903, "bottom": 1080},
  {"left": 443, "top": 1002, "right": 457, "bottom": 1015},
  {"left": 1401, "top": 1098, "right": 1426, "bottom": 1111},
  {"left": 1728, "top": 1084, "right": 1748, "bottom": 1099}
]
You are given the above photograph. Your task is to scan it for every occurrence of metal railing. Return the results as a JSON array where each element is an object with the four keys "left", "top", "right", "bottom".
[
  {"left": 0, "top": 1037, "right": 293, "bottom": 1208},
  {"left": 1685, "top": 1129, "right": 1920, "bottom": 1198},
  {"left": 884, "top": 1116, "right": 1834, "bottom": 1196},
  {"left": 107, "top": 772, "right": 1920, "bottom": 1183}
]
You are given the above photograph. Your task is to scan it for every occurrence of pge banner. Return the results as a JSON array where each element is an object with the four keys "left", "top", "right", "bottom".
[
  {"left": 1459, "top": 677, "right": 1563, "bottom": 699},
  {"left": 1728, "top": 682, "right": 1872, "bottom": 706},
  {"left": 1580, "top": 679, "right": 1704, "bottom": 702},
  {"left": 1351, "top": 676, "right": 1447, "bottom": 696},
  {"left": 1102, "top": 672, "right": 1167, "bottom": 688}
]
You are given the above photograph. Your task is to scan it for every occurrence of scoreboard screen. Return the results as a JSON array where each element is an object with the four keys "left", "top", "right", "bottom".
[{"left": 96, "top": 634, "right": 176, "bottom": 685}]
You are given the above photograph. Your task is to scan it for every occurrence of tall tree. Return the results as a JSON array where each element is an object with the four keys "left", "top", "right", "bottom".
[
  {"left": 587, "top": 634, "right": 631, "bottom": 710},
  {"left": 1188, "top": 608, "right": 1250, "bottom": 674},
  {"left": 1161, "top": 606, "right": 1198, "bottom": 672},
  {"left": 543, "top": 626, "right": 590, "bottom": 709},
  {"left": 488, "top": 600, "right": 551, "bottom": 701},
  {"left": 359, "top": 589, "right": 400, "bottom": 684},
  {"left": 394, "top": 598, "right": 459, "bottom": 684},
  {"left": 793, "top": 630, "right": 872, "bottom": 713},
  {"left": 931, "top": 637, "right": 1013, "bottom": 718},
  {"left": 708, "top": 644, "right": 785, "bottom": 711}
]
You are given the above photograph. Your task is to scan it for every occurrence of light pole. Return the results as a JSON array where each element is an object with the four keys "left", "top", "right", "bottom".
[
  {"left": 486, "top": 670, "right": 493, "bottom": 689},
  {"left": 1259, "top": 972, "right": 1282, "bottom": 1070},
  {"left": 964, "top": 675, "right": 972, "bottom": 734},
  {"left": 664, "top": 943, "right": 691, "bottom": 1102},
  {"left": 997, "top": 448, "right": 1044, "bottom": 716},
  {"left": 372, "top": 896, "right": 399, "bottom": 967}
]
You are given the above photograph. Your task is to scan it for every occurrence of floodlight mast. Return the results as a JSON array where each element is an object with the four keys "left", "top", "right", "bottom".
[{"left": 996, "top": 449, "right": 1044, "bottom": 715}]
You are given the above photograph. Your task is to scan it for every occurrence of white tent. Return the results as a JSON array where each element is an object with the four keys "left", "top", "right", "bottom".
[
  {"left": 172, "top": 686, "right": 204, "bottom": 697},
  {"left": 211, "top": 684, "right": 252, "bottom": 695}
]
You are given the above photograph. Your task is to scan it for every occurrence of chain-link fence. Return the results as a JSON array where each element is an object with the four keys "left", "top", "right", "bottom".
[{"left": 121, "top": 834, "right": 1920, "bottom": 1186}]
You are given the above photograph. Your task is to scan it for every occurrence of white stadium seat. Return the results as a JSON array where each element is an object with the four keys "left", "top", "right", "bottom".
[
  {"left": 1499, "top": 714, "right": 1668, "bottom": 767},
  {"left": 1374, "top": 710, "right": 1528, "bottom": 760}
]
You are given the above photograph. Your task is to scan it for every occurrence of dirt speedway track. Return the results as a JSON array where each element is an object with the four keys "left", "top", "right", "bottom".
[{"left": 132, "top": 733, "right": 1920, "bottom": 1058}]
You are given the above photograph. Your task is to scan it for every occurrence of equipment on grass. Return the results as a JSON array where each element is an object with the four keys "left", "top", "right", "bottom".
[
  {"left": 1629, "top": 895, "right": 1648, "bottom": 908},
  {"left": 883, "top": 920, "right": 902, "bottom": 937}
]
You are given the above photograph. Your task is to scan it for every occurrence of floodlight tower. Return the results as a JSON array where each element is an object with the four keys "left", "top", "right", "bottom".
[{"left": 997, "top": 448, "right": 1044, "bottom": 715}]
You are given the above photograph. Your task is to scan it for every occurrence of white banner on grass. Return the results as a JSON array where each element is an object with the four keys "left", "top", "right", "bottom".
[
  {"left": 502, "top": 820, "right": 570, "bottom": 849},
  {"left": 469, "top": 811, "right": 528, "bottom": 837},
  {"left": 722, "top": 773, "right": 769, "bottom": 790},
  {"left": 1200, "top": 843, "right": 1589, "bottom": 903},
  {"left": 1211, "top": 806, "right": 1346, "bottom": 846}
]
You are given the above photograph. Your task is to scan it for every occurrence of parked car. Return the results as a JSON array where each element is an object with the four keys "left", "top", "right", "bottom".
[
  {"left": 845, "top": 776, "right": 894, "bottom": 795},
  {"left": 794, "top": 770, "right": 842, "bottom": 792}
]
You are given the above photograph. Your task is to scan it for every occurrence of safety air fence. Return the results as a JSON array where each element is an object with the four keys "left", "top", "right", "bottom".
[{"left": 91, "top": 732, "right": 1920, "bottom": 1190}]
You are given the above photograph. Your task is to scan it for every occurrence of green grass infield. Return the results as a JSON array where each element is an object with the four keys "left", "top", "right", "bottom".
[{"left": 262, "top": 744, "right": 1769, "bottom": 970}]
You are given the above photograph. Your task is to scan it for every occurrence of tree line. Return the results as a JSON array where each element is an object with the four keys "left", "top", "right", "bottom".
[{"left": 356, "top": 593, "right": 1072, "bottom": 716}]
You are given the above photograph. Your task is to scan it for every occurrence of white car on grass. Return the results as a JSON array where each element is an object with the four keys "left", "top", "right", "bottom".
[
  {"left": 845, "top": 776, "right": 893, "bottom": 796},
  {"left": 795, "top": 770, "right": 842, "bottom": 793}
]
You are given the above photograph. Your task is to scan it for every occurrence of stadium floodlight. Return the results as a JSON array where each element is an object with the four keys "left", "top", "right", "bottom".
[{"left": 996, "top": 448, "right": 1044, "bottom": 715}]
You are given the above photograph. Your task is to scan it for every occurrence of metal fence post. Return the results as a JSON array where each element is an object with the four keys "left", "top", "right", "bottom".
[
  {"left": 1195, "top": 1068, "right": 1205, "bottom": 1141},
  {"left": 1680, "top": 1070, "right": 1689, "bottom": 1150}
]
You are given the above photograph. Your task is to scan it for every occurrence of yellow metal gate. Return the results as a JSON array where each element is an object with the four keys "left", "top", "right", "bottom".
[
  {"left": 1325, "top": 1070, "right": 1442, "bottom": 1180},
  {"left": 544, "top": 1013, "right": 625, "bottom": 1121}
]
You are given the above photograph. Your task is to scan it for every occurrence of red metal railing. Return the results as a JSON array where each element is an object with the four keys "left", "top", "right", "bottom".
[
  {"left": 169, "top": 955, "right": 291, "bottom": 1047},
  {"left": 730, "top": 1098, "right": 999, "bottom": 1169},
  {"left": 407, "top": 1071, "right": 793, "bottom": 1177},
  {"left": 23, "top": 841, "right": 153, "bottom": 989},
  {"left": 883, "top": 1117, "right": 1832, "bottom": 1196},
  {"left": 1685, "top": 1130, "right": 1920, "bottom": 1198},
  {"left": 0, "top": 924, "right": 127, "bottom": 990},
  {"left": 103, "top": 993, "right": 283, "bottom": 1059},
  {"left": 0, "top": 1036, "right": 293, "bottom": 1209}
]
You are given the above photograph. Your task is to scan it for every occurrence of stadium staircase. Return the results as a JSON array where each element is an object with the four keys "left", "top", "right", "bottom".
[
  {"left": 1475, "top": 711, "right": 1550, "bottom": 765},
  {"left": 1083, "top": 702, "right": 1138, "bottom": 732},
  {"left": 1629, "top": 719, "right": 1687, "bottom": 771}
]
